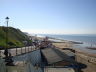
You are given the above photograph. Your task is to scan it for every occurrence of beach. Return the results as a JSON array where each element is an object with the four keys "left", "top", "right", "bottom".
[
  {"left": 0, "top": 35, "right": 96, "bottom": 72},
  {"left": 51, "top": 39, "right": 96, "bottom": 57}
]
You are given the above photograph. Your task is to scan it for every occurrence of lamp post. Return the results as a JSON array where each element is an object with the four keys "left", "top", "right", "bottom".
[
  {"left": 4, "top": 17, "right": 9, "bottom": 58},
  {"left": 4, "top": 17, "right": 14, "bottom": 66},
  {"left": 6, "top": 17, "right": 9, "bottom": 28},
  {"left": 6, "top": 17, "right": 9, "bottom": 49}
]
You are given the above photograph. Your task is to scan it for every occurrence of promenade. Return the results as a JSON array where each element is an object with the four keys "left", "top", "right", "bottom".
[{"left": 0, "top": 46, "right": 39, "bottom": 57}]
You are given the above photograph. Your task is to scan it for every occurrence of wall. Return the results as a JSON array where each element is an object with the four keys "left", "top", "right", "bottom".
[{"left": 0, "top": 58, "right": 6, "bottom": 72}]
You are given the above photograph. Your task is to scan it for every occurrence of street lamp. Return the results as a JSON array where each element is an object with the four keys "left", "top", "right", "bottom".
[
  {"left": 6, "top": 17, "right": 9, "bottom": 27},
  {"left": 6, "top": 17, "right": 9, "bottom": 49},
  {"left": 4, "top": 17, "right": 9, "bottom": 58},
  {"left": 4, "top": 17, "right": 14, "bottom": 66}
]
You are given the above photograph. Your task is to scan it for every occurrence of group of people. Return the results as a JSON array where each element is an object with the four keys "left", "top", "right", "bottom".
[{"left": 32, "top": 36, "right": 52, "bottom": 49}]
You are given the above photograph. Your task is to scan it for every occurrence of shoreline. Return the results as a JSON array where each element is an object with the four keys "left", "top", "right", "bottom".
[
  {"left": 37, "top": 35, "right": 83, "bottom": 44},
  {"left": 41, "top": 36, "right": 96, "bottom": 57}
]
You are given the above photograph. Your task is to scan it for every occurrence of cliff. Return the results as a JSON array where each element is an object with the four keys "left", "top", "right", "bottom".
[{"left": 0, "top": 26, "right": 31, "bottom": 49}]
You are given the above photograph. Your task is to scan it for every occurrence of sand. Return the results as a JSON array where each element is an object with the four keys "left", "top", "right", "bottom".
[{"left": 52, "top": 42, "right": 73, "bottom": 49}]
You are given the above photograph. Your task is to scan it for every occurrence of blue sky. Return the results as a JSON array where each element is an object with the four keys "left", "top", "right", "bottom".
[{"left": 0, "top": 0, "right": 96, "bottom": 34}]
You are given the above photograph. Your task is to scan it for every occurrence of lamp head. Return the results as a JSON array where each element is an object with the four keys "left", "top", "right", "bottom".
[{"left": 5, "top": 17, "right": 9, "bottom": 20}]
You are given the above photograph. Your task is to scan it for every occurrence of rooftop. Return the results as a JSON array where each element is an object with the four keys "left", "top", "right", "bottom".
[{"left": 44, "top": 68, "right": 75, "bottom": 72}]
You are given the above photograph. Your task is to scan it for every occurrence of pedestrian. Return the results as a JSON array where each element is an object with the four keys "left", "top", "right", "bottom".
[{"left": 4, "top": 49, "right": 8, "bottom": 58}]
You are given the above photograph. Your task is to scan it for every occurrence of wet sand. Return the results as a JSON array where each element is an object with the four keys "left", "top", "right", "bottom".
[
  {"left": 52, "top": 42, "right": 73, "bottom": 49},
  {"left": 52, "top": 41, "right": 96, "bottom": 57}
]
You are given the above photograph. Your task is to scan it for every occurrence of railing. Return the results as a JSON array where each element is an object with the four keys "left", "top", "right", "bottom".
[{"left": 0, "top": 45, "right": 40, "bottom": 57}]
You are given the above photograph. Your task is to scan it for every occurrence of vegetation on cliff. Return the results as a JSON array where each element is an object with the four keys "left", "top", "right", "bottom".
[{"left": 0, "top": 26, "right": 32, "bottom": 49}]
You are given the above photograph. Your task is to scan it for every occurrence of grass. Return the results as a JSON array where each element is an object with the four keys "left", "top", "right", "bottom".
[{"left": 0, "top": 26, "right": 32, "bottom": 49}]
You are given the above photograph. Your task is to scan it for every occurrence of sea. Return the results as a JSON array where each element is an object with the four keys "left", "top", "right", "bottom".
[
  {"left": 37, "top": 34, "right": 96, "bottom": 53},
  {"left": 38, "top": 34, "right": 96, "bottom": 45}
]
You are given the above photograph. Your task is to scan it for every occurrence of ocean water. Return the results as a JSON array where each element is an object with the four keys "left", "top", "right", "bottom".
[
  {"left": 38, "top": 34, "right": 96, "bottom": 53},
  {"left": 39, "top": 34, "right": 96, "bottom": 47}
]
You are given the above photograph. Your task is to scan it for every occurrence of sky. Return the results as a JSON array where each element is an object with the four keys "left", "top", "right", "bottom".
[{"left": 0, "top": 0, "right": 96, "bottom": 34}]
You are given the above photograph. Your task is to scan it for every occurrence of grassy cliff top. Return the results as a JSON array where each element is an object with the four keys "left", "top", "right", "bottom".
[{"left": 0, "top": 26, "right": 32, "bottom": 49}]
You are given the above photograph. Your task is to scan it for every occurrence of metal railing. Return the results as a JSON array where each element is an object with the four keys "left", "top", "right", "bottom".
[{"left": 0, "top": 45, "right": 40, "bottom": 57}]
